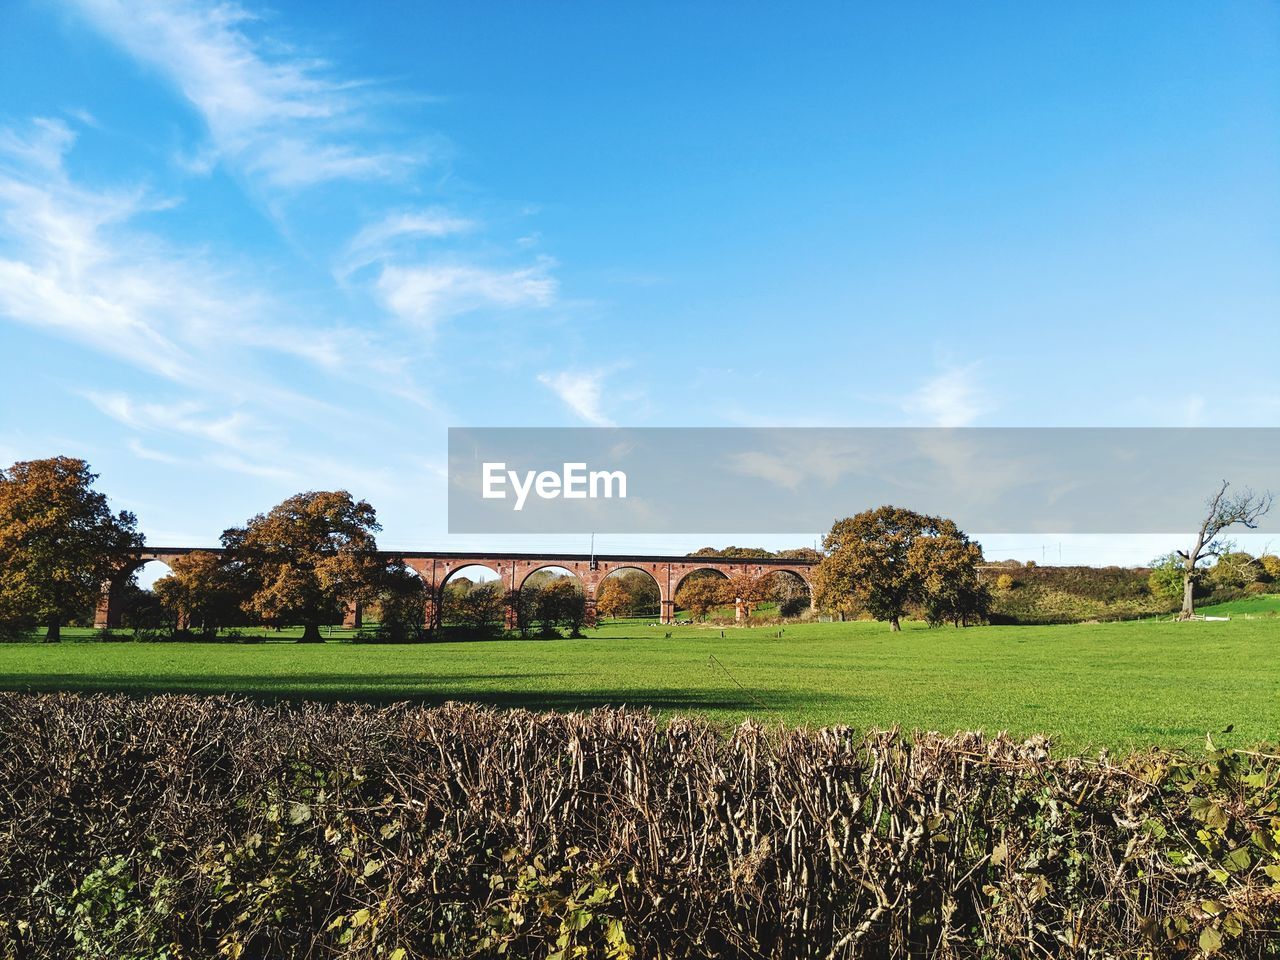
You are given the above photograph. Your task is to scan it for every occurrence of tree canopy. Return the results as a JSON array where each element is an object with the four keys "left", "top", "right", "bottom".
[
  {"left": 152, "top": 550, "right": 249, "bottom": 638},
  {"left": 516, "top": 575, "right": 584, "bottom": 637},
  {"left": 0, "top": 457, "right": 142, "bottom": 641},
  {"left": 814, "top": 506, "right": 987, "bottom": 630},
  {"left": 675, "top": 576, "right": 727, "bottom": 620},
  {"left": 594, "top": 577, "right": 631, "bottom": 620},
  {"left": 725, "top": 569, "right": 774, "bottom": 616},
  {"left": 221, "top": 490, "right": 384, "bottom": 643}
]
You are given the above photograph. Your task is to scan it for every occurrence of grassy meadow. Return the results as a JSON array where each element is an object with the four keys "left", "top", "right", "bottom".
[
  {"left": 2, "top": 615, "right": 1276, "bottom": 753},
  {"left": 1198, "top": 591, "right": 1280, "bottom": 617}
]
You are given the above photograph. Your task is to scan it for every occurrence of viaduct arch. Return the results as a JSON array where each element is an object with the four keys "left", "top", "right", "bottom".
[{"left": 95, "top": 549, "right": 818, "bottom": 631}]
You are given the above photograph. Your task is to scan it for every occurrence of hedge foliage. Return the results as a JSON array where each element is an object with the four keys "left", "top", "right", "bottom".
[
  {"left": 0, "top": 694, "right": 1277, "bottom": 958},
  {"left": 986, "top": 565, "right": 1180, "bottom": 624}
]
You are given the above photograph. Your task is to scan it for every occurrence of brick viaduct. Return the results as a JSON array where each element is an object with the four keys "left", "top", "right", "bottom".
[{"left": 96, "top": 549, "right": 817, "bottom": 631}]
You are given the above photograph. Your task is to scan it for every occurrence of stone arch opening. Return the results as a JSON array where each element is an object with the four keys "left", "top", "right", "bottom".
[
  {"left": 133, "top": 558, "right": 175, "bottom": 590},
  {"left": 768, "top": 568, "right": 813, "bottom": 618},
  {"left": 440, "top": 562, "right": 502, "bottom": 592},
  {"left": 360, "top": 560, "right": 433, "bottom": 640},
  {"left": 516, "top": 565, "right": 585, "bottom": 637},
  {"left": 673, "top": 567, "right": 731, "bottom": 621},
  {"left": 110, "top": 558, "right": 176, "bottom": 636},
  {"left": 437, "top": 564, "right": 506, "bottom": 636},
  {"left": 95, "top": 556, "right": 176, "bottom": 631},
  {"left": 595, "top": 566, "right": 663, "bottom": 621},
  {"left": 517, "top": 564, "right": 582, "bottom": 593}
]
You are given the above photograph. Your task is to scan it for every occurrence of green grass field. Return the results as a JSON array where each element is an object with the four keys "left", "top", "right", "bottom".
[
  {"left": 2, "top": 616, "right": 1276, "bottom": 753},
  {"left": 1198, "top": 592, "right": 1280, "bottom": 617}
]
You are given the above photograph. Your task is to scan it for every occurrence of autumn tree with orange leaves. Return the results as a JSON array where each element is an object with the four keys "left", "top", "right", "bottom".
[
  {"left": 222, "top": 490, "right": 385, "bottom": 643},
  {"left": 814, "top": 506, "right": 986, "bottom": 630},
  {"left": 0, "top": 457, "right": 142, "bottom": 641}
]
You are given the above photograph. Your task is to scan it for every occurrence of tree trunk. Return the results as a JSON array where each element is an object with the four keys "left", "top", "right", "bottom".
[
  {"left": 889, "top": 615, "right": 901, "bottom": 632},
  {"left": 298, "top": 622, "right": 324, "bottom": 643},
  {"left": 45, "top": 615, "right": 61, "bottom": 643},
  {"left": 1178, "top": 530, "right": 1207, "bottom": 621},
  {"left": 1179, "top": 570, "right": 1196, "bottom": 620}
]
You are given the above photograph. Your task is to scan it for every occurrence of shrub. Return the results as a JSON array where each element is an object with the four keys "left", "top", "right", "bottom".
[
  {"left": 1209, "top": 552, "right": 1260, "bottom": 590},
  {"left": 778, "top": 595, "right": 808, "bottom": 617},
  {"left": 0, "top": 695, "right": 1277, "bottom": 959},
  {"left": 1148, "top": 552, "right": 1185, "bottom": 599},
  {"left": 994, "top": 573, "right": 1015, "bottom": 591},
  {"left": 1258, "top": 554, "right": 1280, "bottom": 583},
  {"left": 991, "top": 564, "right": 1180, "bottom": 624},
  {"left": 0, "top": 617, "right": 35, "bottom": 642}
]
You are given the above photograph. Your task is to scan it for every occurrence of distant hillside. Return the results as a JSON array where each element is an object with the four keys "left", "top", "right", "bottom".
[{"left": 983, "top": 564, "right": 1178, "bottom": 624}]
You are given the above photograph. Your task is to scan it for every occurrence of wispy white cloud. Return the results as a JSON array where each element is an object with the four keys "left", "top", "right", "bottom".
[
  {"left": 377, "top": 260, "right": 557, "bottom": 332},
  {"left": 537, "top": 369, "right": 614, "bottom": 426},
  {"left": 64, "top": 0, "right": 420, "bottom": 189},
  {"left": 91, "top": 388, "right": 401, "bottom": 495},
  {"left": 86, "top": 392, "right": 256, "bottom": 449},
  {"left": 0, "top": 116, "right": 429, "bottom": 404},
  {"left": 61, "top": 1, "right": 564, "bottom": 377},
  {"left": 5, "top": 2, "right": 585, "bottom": 499},
  {"left": 337, "top": 209, "right": 476, "bottom": 281},
  {"left": 0, "top": 113, "right": 452, "bottom": 501},
  {"left": 0, "top": 117, "right": 79, "bottom": 173},
  {"left": 903, "top": 363, "right": 990, "bottom": 427},
  {"left": 204, "top": 452, "right": 299, "bottom": 482},
  {"left": 0, "top": 119, "right": 198, "bottom": 379}
]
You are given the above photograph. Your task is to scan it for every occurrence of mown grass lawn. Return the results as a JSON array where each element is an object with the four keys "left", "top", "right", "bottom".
[{"left": 2, "top": 616, "right": 1276, "bottom": 753}]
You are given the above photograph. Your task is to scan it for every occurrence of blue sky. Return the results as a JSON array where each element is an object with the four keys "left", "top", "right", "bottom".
[{"left": 0, "top": 0, "right": 1277, "bottom": 564}]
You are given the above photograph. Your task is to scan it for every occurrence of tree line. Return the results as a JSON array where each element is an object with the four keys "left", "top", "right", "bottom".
[
  {"left": 0, "top": 458, "right": 409, "bottom": 642},
  {"left": 4, "top": 455, "right": 1266, "bottom": 639},
  {"left": 0, "top": 458, "right": 990, "bottom": 640}
]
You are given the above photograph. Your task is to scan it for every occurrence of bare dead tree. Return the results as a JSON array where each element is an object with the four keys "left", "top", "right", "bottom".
[{"left": 1176, "top": 480, "right": 1273, "bottom": 619}]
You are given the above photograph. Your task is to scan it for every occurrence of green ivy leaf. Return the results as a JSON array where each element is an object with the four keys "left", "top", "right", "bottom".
[
  {"left": 1199, "top": 925, "right": 1223, "bottom": 955},
  {"left": 1221, "top": 847, "right": 1251, "bottom": 873}
]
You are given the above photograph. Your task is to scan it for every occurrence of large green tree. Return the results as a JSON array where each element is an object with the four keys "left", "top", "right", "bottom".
[
  {"left": 448, "top": 581, "right": 507, "bottom": 635},
  {"left": 541, "top": 577, "right": 586, "bottom": 636},
  {"left": 370, "top": 561, "right": 429, "bottom": 642},
  {"left": 1147, "top": 552, "right": 1185, "bottom": 600},
  {"left": 0, "top": 457, "right": 142, "bottom": 641},
  {"left": 814, "top": 506, "right": 985, "bottom": 631},
  {"left": 222, "top": 490, "right": 383, "bottom": 643},
  {"left": 516, "top": 574, "right": 584, "bottom": 637}
]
